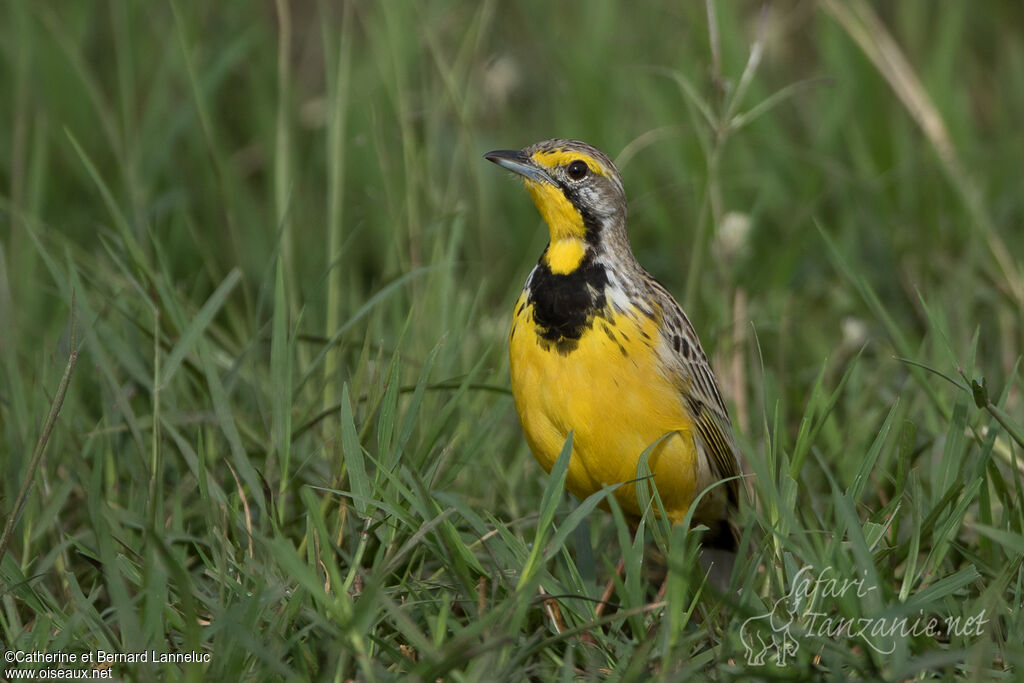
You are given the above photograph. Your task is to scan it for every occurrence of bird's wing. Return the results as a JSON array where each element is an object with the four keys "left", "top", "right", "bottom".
[{"left": 651, "top": 283, "right": 742, "bottom": 505}]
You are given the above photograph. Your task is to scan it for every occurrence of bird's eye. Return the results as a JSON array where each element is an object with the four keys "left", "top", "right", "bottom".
[{"left": 566, "top": 160, "right": 589, "bottom": 180}]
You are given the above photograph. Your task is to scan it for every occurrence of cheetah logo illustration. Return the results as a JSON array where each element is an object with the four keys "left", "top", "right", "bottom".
[{"left": 740, "top": 592, "right": 801, "bottom": 666}]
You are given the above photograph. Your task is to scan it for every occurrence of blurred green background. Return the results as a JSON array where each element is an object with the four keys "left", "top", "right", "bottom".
[{"left": 1, "top": 1, "right": 1022, "bottom": 679}]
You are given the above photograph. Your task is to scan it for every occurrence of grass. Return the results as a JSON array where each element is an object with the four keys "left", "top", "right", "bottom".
[{"left": 1, "top": 0, "right": 1023, "bottom": 680}]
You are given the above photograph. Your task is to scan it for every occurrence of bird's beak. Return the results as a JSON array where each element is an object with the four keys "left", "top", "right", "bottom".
[{"left": 484, "top": 149, "right": 554, "bottom": 185}]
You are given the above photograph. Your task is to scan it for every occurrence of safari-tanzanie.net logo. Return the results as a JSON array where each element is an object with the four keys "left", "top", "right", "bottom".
[{"left": 739, "top": 565, "right": 989, "bottom": 666}]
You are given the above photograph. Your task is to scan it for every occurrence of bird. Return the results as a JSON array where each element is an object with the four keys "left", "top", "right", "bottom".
[{"left": 484, "top": 139, "right": 743, "bottom": 548}]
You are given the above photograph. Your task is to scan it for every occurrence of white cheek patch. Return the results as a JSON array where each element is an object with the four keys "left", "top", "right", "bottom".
[{"left": 578, "top": 186, "right": 602, "bottom": 214}]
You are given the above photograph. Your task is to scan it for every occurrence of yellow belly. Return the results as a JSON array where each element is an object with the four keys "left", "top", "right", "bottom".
[{"left": 509, "top": 292, "right": 700, "bottom": 523}]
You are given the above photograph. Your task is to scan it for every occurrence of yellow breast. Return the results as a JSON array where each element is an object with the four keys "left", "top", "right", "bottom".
[{"left": 509, "top": 291, "right": 701, "bottom": 523}]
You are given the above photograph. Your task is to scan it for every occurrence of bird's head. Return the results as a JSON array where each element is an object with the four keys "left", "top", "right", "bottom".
[{"left": 485, "top": 139, "right": 628, "bottom": 274}]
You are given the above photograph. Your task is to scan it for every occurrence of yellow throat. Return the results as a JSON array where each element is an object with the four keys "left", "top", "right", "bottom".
[{"left": 523, "top": 174, "right": 588, "bottom": 275}]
